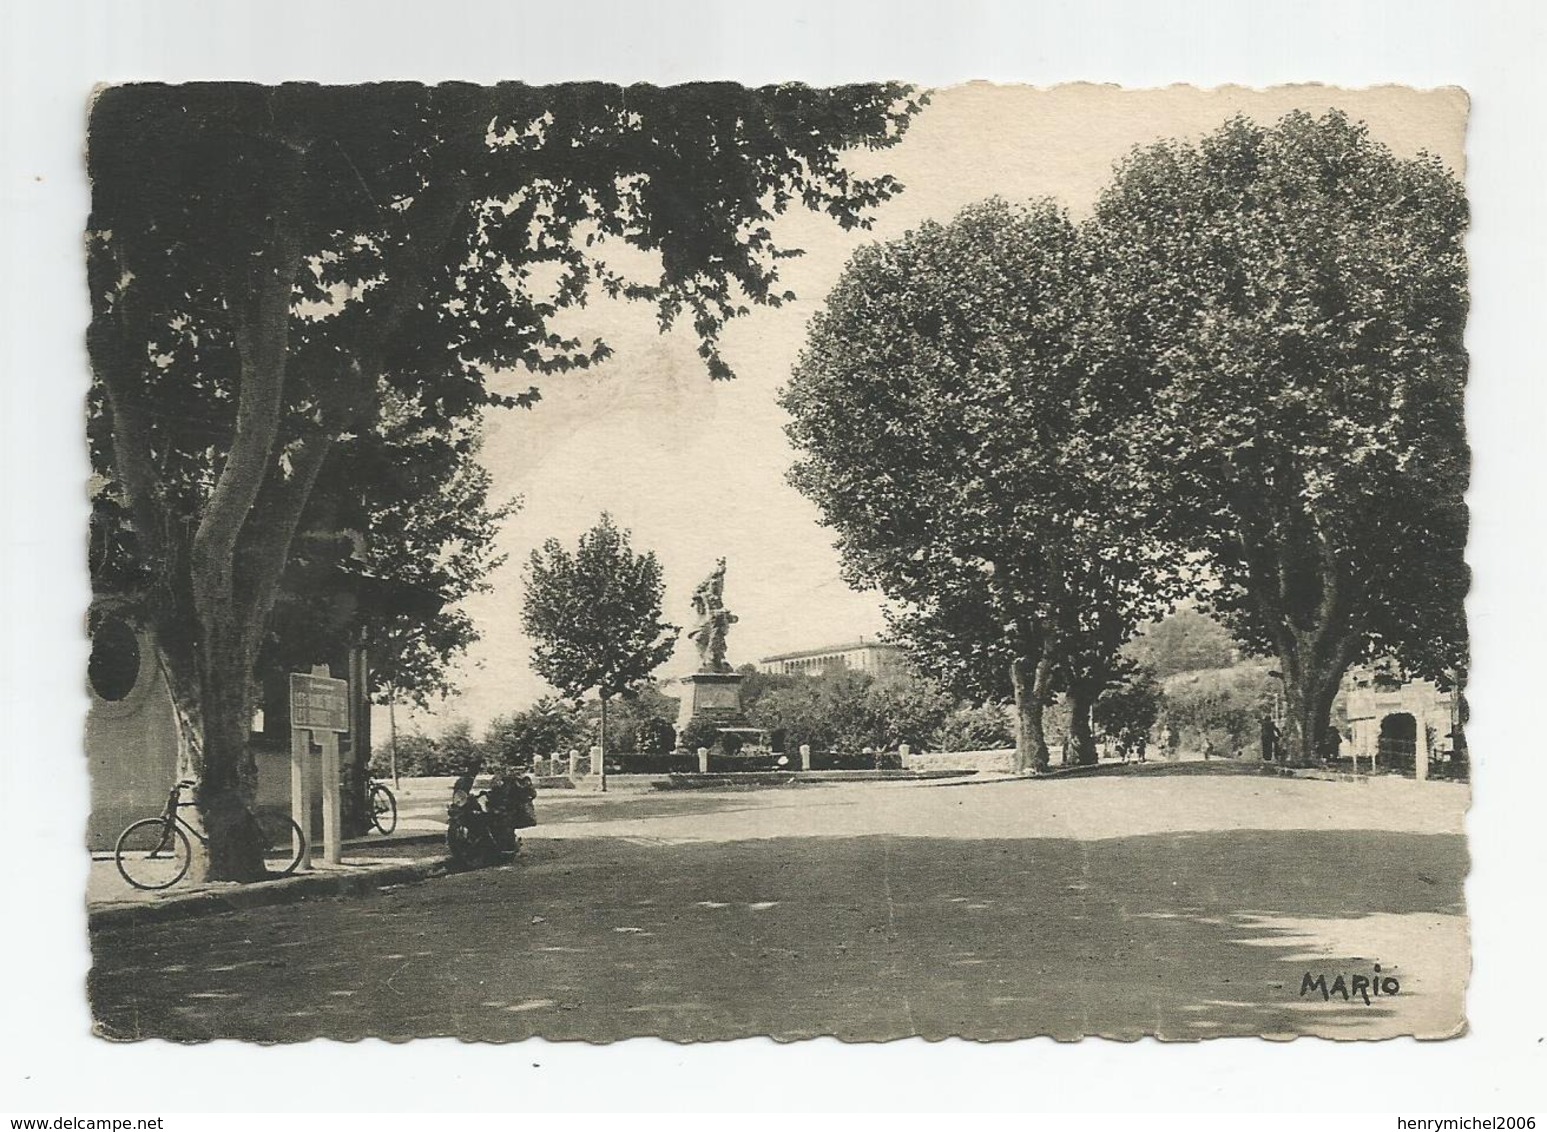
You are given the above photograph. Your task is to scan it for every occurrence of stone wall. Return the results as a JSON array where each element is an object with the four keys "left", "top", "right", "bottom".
[
  {"left": 900, "top": 747, "right": 1015, "bottom": 774},
  {"left": 86, "top": 627, "right": 184, "bottom": 850}
]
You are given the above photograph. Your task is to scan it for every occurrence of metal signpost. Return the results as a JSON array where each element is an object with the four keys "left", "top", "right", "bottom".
[{"left": 290, "top": 667, "right": 350, "bottom": 866}]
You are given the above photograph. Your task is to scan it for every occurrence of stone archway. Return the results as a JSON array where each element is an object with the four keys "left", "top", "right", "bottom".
[{"left": 1378, "top": 712, "right": 1419, "bottom": 771}]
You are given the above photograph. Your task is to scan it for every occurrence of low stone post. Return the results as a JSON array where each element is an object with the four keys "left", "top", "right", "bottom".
[
  {"left": 590, "top": 745, "right": 603, "bottom": 790},
  {"left": 697, "top": 746, "right": 710, "bottom": 774},
  {"left": 800, "top": 743, "right": 812, "bottom": 771},
  {"left": 899, "top": 743, "right": 910, "bottom": 768}
]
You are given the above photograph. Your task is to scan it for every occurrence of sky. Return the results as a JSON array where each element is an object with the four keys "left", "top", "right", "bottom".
[{"left": 403, "top": 83, "right": 1468, "bottom": 736}]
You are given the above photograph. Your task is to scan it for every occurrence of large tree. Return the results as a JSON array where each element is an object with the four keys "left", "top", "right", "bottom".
[
  {"left": 520, "top": 514, "right": 678, "bottom": 789},
  {"left": 88, "top": 395, "right": 512, "bottom": 836},
  {"left": 86, "top": 81, "right": 922, "bottom": 878},
  {"left": 783, "top": 199, "right": 1173, "bottom": 772},
  {"left": 1087, "top": 111, "right": 1469, "bottom": 765}
]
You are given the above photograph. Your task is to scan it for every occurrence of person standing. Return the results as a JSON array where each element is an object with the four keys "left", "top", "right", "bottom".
[{"left": 1260, "top": 715, "right": 1279, "bottom": 762}]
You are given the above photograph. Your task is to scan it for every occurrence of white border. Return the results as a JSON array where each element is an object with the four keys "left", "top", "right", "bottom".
[{"left": 3, "top": 0, "right": 1544, "bottom": 1114}]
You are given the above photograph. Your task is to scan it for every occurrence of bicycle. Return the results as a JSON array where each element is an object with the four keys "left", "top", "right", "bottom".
[
  {"left": 113, "top": 779, "right": 307, "bottom": 890},
  {"left": 368, "top": 778, "right": 398, "bottom": 835}
]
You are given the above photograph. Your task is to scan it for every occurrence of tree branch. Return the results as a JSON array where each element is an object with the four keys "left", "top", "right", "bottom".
[
  {"left": 88, "top": 240, "right": 170, "bottom": 569},
  {"left": 356, "top": 163, "right": 476, "bottom": 377},
  {"left": 98, "top": 377, "right": 169, "bottom": 568},
  {"left": 237, "top": 430, "right": 336, "bottom": 643},
  {"left": 189, "top": 206, "right": 306, "bottom": 611}
]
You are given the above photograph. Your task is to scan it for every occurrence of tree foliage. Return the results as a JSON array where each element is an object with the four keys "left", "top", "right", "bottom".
[
  {"left": 783, "top": 199, "right": 1176, "bottom": 772},
  {"left": 521, "top": 514, "right": 677, "bottom": 701},
  {"left": 86, "top": 81, "right": 922, "bottom": 877},
  {"left": 1122, "top": 608, "right": 1240, "bottom": 680},
  {"left": 1157, "top": 662, "right": 1279, "bottom": 755},
  {"left": 580, "top": 685, "right": 681, "bottom": 756},
  {"left": 744, "top": 666, "right": 962, "bottom": 755},
  {"left": 369, "top": 719, "right": 483, "bottom": 778},
  {"left": 1092, "top": 671, "right": 1163, "bottom": 755},
  {"left": 345, "top": 426, "right": 517, "bottom": 709},
  {"left": 932, "top": 702, "right": 1016, "bottom": 753},
  {"left": 482, "top": 696, "right": 588, "bottom": 769},
  {"left": 1088, "top": 111, "right": 1468, "bottom": 763}
]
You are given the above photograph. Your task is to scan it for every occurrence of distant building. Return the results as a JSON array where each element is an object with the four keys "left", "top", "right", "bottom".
[
  {"left": 756, "top": 638, "right": 904, "bottom": 676},
  {"left": 1343, "top": 658, "right": 1465, "bottom": 780}
]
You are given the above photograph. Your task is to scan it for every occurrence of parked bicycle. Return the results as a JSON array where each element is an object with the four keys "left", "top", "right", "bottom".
[
  {"left": 113, "top": 779, "right": 307, "bottom": 890},
  {"left": 368, "top": 778, "right": 398, "bottom": 835}
]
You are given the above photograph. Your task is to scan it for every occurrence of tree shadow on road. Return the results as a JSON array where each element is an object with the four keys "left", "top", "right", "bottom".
[{"left": 89, "top": 826, "right": 1467, "bottom": 1043}]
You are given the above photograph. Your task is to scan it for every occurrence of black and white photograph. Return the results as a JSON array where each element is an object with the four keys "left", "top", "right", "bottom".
[
  {"left": 80, "top": 80, "right": 1471, "bottom": 1043},
  {"left": 4, "top": 0, "right": 1546, "bottom": 1119}
]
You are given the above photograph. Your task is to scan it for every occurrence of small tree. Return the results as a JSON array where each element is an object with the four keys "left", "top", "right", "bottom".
[
  {"left": 1092, "top": 671, "right": 1163, "bottom": 758},
  {"left": 740, "top": 666, "right": 951, "bottom": 757},
  {"left": 862, "top": 670, "right": 957, "bottom": 752},
  {"left": 369, "top": 730, "right": 439, "bottom": 778},
  {"left": 521, "top": 515, "right": 678, "bottom": 789},
  {"left": 745, "top": 668, "right": 873, "bottom": 756}
]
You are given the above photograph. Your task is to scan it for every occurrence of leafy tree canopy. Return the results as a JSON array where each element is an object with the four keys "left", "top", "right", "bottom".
[
  {"left": 1092, "top": 671, "right": 1163, "bottom": 752},
  {"left": 1122, "top": 608, "right": 1240, "bottom": 680},
  {"left": 85, "top": 81, "right": 921, "bottom": 877},
  {"left": 521, "top": 513, "right": 677, "bottom": 701},
  {"left": 483, "top": 696, "right": 588, "bottom": 768},
  {"left": 579, "top": 685, "right": 681, "bottom": 756},
  {"left": 783, "top": 198, "right": 1178, "bottom": 770},
  {"left": 744, "top": 665, "right": 965, "bottom": 755},
  {"left": 1088, "top": 110, "right": 1468, "bottom": 761}
]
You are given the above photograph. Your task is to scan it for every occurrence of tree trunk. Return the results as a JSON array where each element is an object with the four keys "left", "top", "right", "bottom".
[
  {"left": 1232, "top": 504, "right": 1363, "bottom": 769},
  {"left": 193, "top": 617, "right": 267, "bottom": 881},
  {"left": 1067, "top": 685, "right": 1100, "bottom": 766},
  {"left": 1276, "top": 634, "right": 1355, "bottom": 767},
  {"left": 184, "top": 203, "right": 306, "bottom": 881},
  {"left": 341, "top": 644, "right": 371, "bottom": 837},
  {"left": 599, "top": 694, "right": 609, "bottom": 793},
  {"left": 1010, "top": 656, "right": 1051, "bottom": 773},
  {"left": 389, "top": 696, "right": 400, "bottom": 787},
  {"left": 341, "top": 750, "right": 370, "bottom": 838},
  {"left": 93, "top": 142, "right": 472, "bottom": 885}
]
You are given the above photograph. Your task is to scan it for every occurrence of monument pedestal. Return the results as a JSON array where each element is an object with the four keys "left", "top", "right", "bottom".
[{"left": 676, "top": 671, "right": 747, "bottom": 737}]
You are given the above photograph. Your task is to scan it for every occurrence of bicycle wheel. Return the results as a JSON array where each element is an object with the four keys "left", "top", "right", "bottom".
[
  {"left": 369, "top": 784, "right": 398, "bottom": 835},
  {"left": 446, "top": 813, "right": 488, "bottom": 867},
  {"left": 254, "top": 812, "right": 306, "bottom": 876},
  {"left": 114, "top": 818, "right": 193, "bottom": 890}
]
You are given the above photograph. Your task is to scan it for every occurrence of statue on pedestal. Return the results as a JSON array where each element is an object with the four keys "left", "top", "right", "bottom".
[{"left": 688, "top": 557, "right": 738, "bottom": 673}]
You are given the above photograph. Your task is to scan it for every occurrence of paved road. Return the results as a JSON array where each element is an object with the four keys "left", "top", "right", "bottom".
[{"left": 88, "top": 772, "right": 1469, "bottom": 1042}]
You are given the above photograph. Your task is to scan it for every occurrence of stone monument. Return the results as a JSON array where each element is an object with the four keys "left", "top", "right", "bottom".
[{"left": 676, "top": 558, "right": 748, "bottom": 739}]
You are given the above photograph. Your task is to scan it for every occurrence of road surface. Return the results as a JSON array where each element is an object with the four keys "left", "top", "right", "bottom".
[{"left": 89, "top": 770, "right": 1469, "bottom": 1042}]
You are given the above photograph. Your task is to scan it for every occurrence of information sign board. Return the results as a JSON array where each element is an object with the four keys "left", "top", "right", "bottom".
[{"left": 289, "top": 672, "right": 350, "bottom": 732}]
